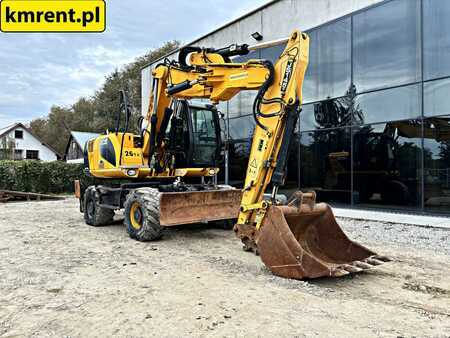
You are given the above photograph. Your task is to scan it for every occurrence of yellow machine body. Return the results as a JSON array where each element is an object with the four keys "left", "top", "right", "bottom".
[
  {"left": 87, "top": 132, "right": 218, "bottom": 179},
  {"left": 82, "top": 30, "right": 389, "bottom": 280}
]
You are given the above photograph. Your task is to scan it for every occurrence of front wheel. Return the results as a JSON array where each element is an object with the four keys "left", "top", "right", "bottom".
[{"left": 124, "top": 188, "right": 163, "bottom": 241}]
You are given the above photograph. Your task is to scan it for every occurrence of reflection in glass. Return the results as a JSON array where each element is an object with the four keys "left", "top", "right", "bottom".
[
  {"left": 229, "top": 135, "right": 299, "bottom": 188},
  {"left": 233, "top": 49, "right": 260, "bottom": 63},
  {"left": 228, "top": 140, "right": 252, "bottom": 186},
  {"left": 423, "top": 116, "right": 450, "bottom": 212},
  {"left": 229, "top": 49, "right": 260, "bottom": 119},
  {"left": 300, "top": 86, "right": 360, "bottom": 131},
  {"left": 191, "top": 108, "right": 219, "bottom": 166},
  {"left": 424, "top": 78, "right": 450, "bottom": 117},
  {"left": 303, "top": 18, "right": 351, "bottom": 103},
  {"left": 300, "top": 97, "right": 352, "bottom": 131},
  {"left": 228, "top": 91, "right": 257, "bottom": 118},
  {"left": 228, "top": 115, "right": 255, "bottom": 140},
  {"left": 299, "top": 104, "right": 316, "bottom": 131},
  {"left": 353, "top": 0, "right": 421, "bottom": 92},
  {"left": 354, "top": 84, "right": 421, "bottom": 125},
  {"left": 284, "top": 136, "right": 300, "bottom": 191},
  {"left": 260, "top": 44, "right": 285, "bottom": 63},
  {"left": 352, "top": 121, "right": 422, "bottom": 208},
  {"left": 423, "top": 0, "right": 450, "bottom": 80},
  {"left": 300, "top": 128, "right": 351, "bottom": 203}
]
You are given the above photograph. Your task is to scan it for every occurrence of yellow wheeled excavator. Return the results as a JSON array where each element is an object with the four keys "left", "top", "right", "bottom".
[{"left": 78, "top": 30, "right": 389, "bottom": 279}]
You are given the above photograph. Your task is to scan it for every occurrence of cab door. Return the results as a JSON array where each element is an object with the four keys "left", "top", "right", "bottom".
[{"left": 187, "top": 105, "right": 222, "bottom": 167}]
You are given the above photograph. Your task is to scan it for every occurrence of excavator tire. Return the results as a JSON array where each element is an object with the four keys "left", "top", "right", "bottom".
[
  {"left": 124, "top": 188, "right": 163, "bottom": 241},
  {"left": 84, "top": 186, "right": 115, "bottom": 226}
]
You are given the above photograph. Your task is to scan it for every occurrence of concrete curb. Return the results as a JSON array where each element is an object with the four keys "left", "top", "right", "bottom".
[{"left": 333, "top": 208, "right": 450, "bottom": 229}]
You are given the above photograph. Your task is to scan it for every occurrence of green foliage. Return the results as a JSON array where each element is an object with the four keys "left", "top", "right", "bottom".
[
  {"left": 0, "top": 160, "right": 93, "bottom": 194},
  {"left": 0, "top": 137, "right": 15, "bottom": 160},
  {"left": 29, "top": 41, "right": 180, "bottom": 155}
]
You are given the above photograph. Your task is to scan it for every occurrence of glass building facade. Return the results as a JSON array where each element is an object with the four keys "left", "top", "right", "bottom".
[{"left": 223, "top": 0, "right": 450, "bottom": 214}]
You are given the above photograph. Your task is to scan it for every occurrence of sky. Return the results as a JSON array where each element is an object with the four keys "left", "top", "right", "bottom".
[{"left": 0, "top": 0, "right": 268, "bottom": 127}]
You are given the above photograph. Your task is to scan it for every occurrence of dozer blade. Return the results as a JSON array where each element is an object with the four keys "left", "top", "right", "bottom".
[
  {"left": 159, "top": 188, "right": 242, "bottom": 226},
  {"left": 255, "top": 192, "right": 390, "bottom": 279}
]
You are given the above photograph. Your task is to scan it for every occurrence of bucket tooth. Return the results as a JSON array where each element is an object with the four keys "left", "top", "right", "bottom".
[
  {"left": 332, "top": 269, "right": 350, "bottom": 277},
  {"left": 353, "top": 261, "right": 373, "bottom": 270},
  {"left": 373, "top": 255, "right": 392, "bottom": 262},
  {"left": 342, "top": 264, "right": 363, "bottom": 273},
  {"left": 365, "top": 257, "right": 384, "bottom": 266}
]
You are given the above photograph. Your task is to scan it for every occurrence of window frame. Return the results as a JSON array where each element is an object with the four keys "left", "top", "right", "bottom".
[
  {"left": 14, "top": 130, "right": 23, "bottom": 139},
  {"left": 26, "top": 150, "right": 39, "bottom": 160}
]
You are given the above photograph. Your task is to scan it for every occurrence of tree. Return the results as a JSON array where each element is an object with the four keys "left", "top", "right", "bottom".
[
  {"left": 0, "top": 136, "right": 16, "bottom": 160},
  {"left": 30, "top": 40, "right": 180, "bottom": 155}
]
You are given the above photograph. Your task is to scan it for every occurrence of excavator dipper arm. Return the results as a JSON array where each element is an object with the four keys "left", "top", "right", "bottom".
[
  {"left": 86, "top": 29, "right": 389, "bottom": 280},
  {"left": 145, "top": 30, "right": 389, "bottom": 279}
]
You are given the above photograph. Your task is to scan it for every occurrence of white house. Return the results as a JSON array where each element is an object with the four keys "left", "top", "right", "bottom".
[{"left": 0, "top": 123, "right": 60, "bottom": 161}]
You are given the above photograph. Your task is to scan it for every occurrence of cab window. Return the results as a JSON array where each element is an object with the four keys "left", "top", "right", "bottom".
[
  {"left": 191, "top": 108, "right": 219, "bottom": 165},
  {"left": 100, "top": 138, "right": 116, "bottom": 166}
]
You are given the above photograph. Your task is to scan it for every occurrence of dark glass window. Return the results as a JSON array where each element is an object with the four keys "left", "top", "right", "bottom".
[
  {"left": 300, "top": 95, "right": 353, "bottom": 131},
  {"left": 228, "top": 96, "right": 239, "bottom": 119},
  {"left": 26, "top": 150, "right": 39, "bottom": 160},
  {"left": 423, "top": 0, "right": 450, "bottom": 80},
  {"left": 228, "top": 91, "right": 256, "bottom": 118},
  {"left": 14, "top": 130, "right": 23, "bottom": 139},
  {"left": 229, "top": 49, "right": 260, "bottom": 120},
  {"left": 300, "top": 128, "right": 351, "bottom": 203},
  {"left": 353, "top": 84, "right": 421, "bottom": 125},
  {"left": 233, "top": 48, "right": 260, "bottom": 63},
  {"left": 303, "top": 18, "right": 351, "bottom": 103},
  {"left": 228, "top": 136, "right": 299, "bottom": 189},
  {"left": 100, "top": 138, "right": 116, "bottom": 166},
  {"left": 228, "top": 140, "right": 252, "bottom": 186},
  {"left": 299, "top": 104, "right": 316, "bottom": 131},
  {"left": 424, "top": 78, "right": 450, "bottom": 117},
  {"left": 284, "top": 136, "right": 300, "bottom": 191},
  {"left": 191, "top": 108, "right": 219, "bottom": 166},
  {"left": 423, "top": 116, "right": 450, "bottom": 213},
  {"left": 353, "top": 0, "right": 421, "bottom": 92},
  {"left": 260, "top": 44, "right": 285, "bottom": 63},
  {"left": 352, "top": 121, "right": 422, "bottom": 208},
  {"left": 228, "top": 115, "right": 255, "bottom": 140}
]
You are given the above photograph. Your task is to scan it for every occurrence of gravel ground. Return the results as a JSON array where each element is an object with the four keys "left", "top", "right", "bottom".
[
  {"left": 0, "top": 197, "right": 449, "bottom": 337},
  {"left": 340, "top": 218, "right": 450, "bottom": 256}
]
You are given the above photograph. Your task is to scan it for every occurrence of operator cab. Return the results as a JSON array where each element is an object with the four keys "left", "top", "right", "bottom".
[{"left": 168, "top": 101, "right": 222, "bottom": 169}]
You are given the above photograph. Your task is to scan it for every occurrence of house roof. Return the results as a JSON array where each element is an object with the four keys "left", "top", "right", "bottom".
[
  {"left": 0, "top": 122, "right": 61, "bottom": 157},
  {"left": 64, "top": 131, "right": 100, "bottom": 160},
  {"left": 0, "top": 123, "right": 17, "bottom": 138},
  {"left": 69, "top": 131, "right": 100, "bottom": 149}
]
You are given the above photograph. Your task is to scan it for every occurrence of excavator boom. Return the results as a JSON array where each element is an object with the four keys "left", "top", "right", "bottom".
[{"left": 83, "top": 30, "right": 389, "bottom": 280}]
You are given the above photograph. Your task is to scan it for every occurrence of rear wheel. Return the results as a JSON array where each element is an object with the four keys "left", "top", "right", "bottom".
[
  {"left": 83, "top": 186, "right": 115, "bottom": 226},
  {"left": 124, "top": 188, "right": 162, "bottom": 241}
]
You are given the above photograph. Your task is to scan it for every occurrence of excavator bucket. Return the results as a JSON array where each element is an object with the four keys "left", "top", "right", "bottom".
[{"left": 256, "top": 192, "right": 390, "bottom": 279}]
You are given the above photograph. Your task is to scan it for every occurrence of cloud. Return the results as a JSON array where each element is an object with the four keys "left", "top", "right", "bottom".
[
  {"left": 0, "top": 0, "right": 268, "bottom": 127},
  {"left": 77, "top": 45, "right": 137, "bottom": 67}
]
